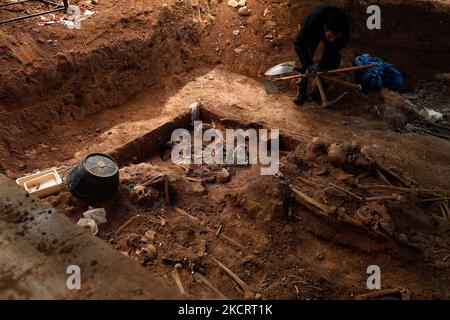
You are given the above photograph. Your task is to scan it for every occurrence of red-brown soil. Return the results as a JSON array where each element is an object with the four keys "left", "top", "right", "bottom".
[{"left": 1, "top": 0, "right": 449, "bottom": 299}]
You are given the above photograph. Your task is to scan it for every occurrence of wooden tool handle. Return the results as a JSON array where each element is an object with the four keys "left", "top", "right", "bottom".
[
  {"left": 320, "top": 64, "right": 376, "bottom": 75},
  {"left": 319, "top": 74, "right": 362, "bottom": 90},
  {"left": 274, "top": 74, "right": 305, "bottom": 81},
  {"left": 273, "top": 64, "right": 375, "bottom": 81}
]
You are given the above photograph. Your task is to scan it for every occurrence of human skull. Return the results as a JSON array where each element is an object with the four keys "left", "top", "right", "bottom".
[{"left": 130, "top": 184, "right": 153, "bottom": 205}]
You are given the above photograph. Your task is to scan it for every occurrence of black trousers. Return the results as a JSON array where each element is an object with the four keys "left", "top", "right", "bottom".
[{"left": 294, "top": 33, "right": 341, "bottom": 72}]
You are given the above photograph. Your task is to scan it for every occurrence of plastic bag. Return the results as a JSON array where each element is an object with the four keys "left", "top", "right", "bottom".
[
  {"left": 354, "top": 54, "right": 404, "bottom": 91},
  {"left": 77, "top": 207, "right": 107, "bottom": 235}
]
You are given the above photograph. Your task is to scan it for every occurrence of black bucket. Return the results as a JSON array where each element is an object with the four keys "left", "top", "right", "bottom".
[{"left": 67, "top": 153, "right": 120, "bottom": 200}]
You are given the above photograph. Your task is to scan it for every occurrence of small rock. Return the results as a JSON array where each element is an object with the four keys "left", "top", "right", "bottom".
[
  {"left": 265, "top": 34, "right": 274, "bottom": 40},
  {"left": 238, "top": 6, "right": 250, "bottom": 16},
  {"left": 91, "top": 0, "right": 99, "bottom": 4},
  {"left": 232, "top": 30, "right": 240, "bottom": 36},
  {"left": 237, "top": 0, "right": 246, "bottom": 7},
  {"left": 227, "top": 0, "right": 239, "bottom": 8},
  {"left": 95, "top": 128, "right": 101, "bottom": 133},
  {"left": 316, "top": 252, "right": 325, "bottom": 261},
  {"left": 255, "top": 293, "right": 263, "bottom": 300},
  {"left": 263, "top": 8, "right": 270, "bottom": 17}
]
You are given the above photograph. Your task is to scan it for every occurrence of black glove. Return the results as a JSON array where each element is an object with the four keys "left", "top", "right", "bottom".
[{"left": 306, "top": 64, "right": 318, "bottom": 76}]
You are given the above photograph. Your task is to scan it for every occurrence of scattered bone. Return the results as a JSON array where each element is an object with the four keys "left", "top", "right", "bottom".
[
  {"left": 130, "top": 184, "right": 153, "bottom": 205},
  {"left": 290, "top": 185, "right": 337, "bottom": 215},
  {"left": 355, "top": 287, "right": 411, "bottom": 300},
  {"left": 198, "top": 239, "right": 208, "bottom": 257},
  {"left": 357, "top": 184, "right": 450, "bottom": 197},
  {"left": 171, "top": 263, "right": 187, "bottom": 295},
  {"left": 142, "top": 173, "right": 165, "bottom": 187},
  {"left": 164, "top": 174, "right": 170, "bottom": 204},
  {"left": 356, "top": 202, "right": 394, "bottom": 236},
  {"left": 297, "top": 176, "right": 324, "bottom": 189},
  {"left": 375, "top": 167, "right": 392, "bottom": 186},
  {"left": 364, "top": 193, "right": 406, "bottom": 202},
  {"left": 174, "top": 207, "right": 246, "bottom": 253},
  {"left": 136, "top": 243, "right": 157, "bottom": 265},
  {"left": 185, "top": 176, "right": 203, "bottom": 183},
  {"left": 439, "top": 202, "right": 450, "bottom": 220},
  {"left": 331, "top": 168, "right": 354, "bottom": 181},
  {"left": 329, "top": 182, "right": 363, "bottom": 200},
  {"left": 211, "top": 256, "right": 256, "bottom": 300},
  {"left": 194, "top": 273, "right": 228, "bottom": 300},
  {"left": 126, "top": 233, "right": 147, "bottom": 249},
  {"left": 364, "top": 155, "right": 413, "bottom": 187},
  {"left": 218, "top": 233, "right": 246, "bottom": 252},
  {"left": 421, "top": 197, "right": 450, "bottom": 202},
  {"left": 144, "top": 230, "right": 157, "bottom": 242},
  {"left": 114, "top": 215, "right": 137, "bottom": 238},
  {"left": 175, "top": 207, "right": 201, "bottom": 223},
  {"left": 216, "top": 224, "right": 223, "bottom": 237}
]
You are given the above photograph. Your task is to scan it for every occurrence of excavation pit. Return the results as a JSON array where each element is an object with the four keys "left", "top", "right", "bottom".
[{"left": 1, "top": 0, "right": 450, "bottom": 300}]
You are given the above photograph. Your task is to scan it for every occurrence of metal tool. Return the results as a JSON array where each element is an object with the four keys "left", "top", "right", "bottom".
[
  {"left": 0, "top": 0, "right": 69, "bottom": 25},
  {"left": 264, "top": 63, "right": 375, "bottom": 108},
  {"left": 264, "top": 61, "right": 297, "bottom": 76}
]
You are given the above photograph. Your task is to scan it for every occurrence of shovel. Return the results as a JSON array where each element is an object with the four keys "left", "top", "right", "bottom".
[
  {"left": 264, "top": 64, "right": 375, "bottom": 95},
  {"left": 264, "top": 61, "right": 297, "bottom": 76}
]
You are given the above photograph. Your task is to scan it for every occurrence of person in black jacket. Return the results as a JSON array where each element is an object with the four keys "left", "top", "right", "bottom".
[{"left": 293, "top": 5, "right": 350, "bottom": 105}]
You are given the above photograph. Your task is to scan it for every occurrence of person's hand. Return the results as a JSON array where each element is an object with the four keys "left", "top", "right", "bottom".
[{"left": 306, "top": 64, "right": 318, "bottom": 76}]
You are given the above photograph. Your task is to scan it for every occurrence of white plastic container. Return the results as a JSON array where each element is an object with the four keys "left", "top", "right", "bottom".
[{"left": 17, "top": 169, "right": 62, "bottom": 198}]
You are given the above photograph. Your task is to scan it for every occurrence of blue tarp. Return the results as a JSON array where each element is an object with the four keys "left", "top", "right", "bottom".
[{"left": 354, "top": 54, "right": 404, "bottom": 91}]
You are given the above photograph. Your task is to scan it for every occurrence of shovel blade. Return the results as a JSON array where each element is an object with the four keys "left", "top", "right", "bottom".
[
  {"left": 264, "top": 80, "right": 279, "bottom": 95},
  {"left": 264, "top": 61, "right": 296, "bottom": 76}
]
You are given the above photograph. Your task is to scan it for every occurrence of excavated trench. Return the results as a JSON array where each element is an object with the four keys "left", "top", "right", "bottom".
[{"left": 1, "top": 0, "right": 450, "bottom": 299}]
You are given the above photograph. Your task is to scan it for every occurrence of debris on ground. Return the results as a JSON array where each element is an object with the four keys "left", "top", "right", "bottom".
[{"left": 77, "top": 207, "right": 107, "bottom": 235}]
